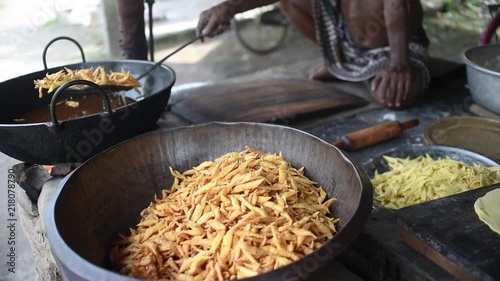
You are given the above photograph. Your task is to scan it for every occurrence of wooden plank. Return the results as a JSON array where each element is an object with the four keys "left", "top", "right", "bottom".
[
  {"left": 397, "top": 226, "right": 477, "bottom": 281},
  {"left": 170, "top": 79, "right": 368, "bottom": 123},
  {"left": 395, "top": 184, "right": 500, "bottom": 281}
]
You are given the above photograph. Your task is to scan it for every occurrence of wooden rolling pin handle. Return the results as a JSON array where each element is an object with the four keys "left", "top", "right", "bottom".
[{"left": 333, "top": 119, "right": 419, "bottom": 151}]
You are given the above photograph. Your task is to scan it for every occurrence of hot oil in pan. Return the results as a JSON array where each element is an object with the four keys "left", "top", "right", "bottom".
[{"left": 15, "top": 93, "right": 136, "bottom": 123}]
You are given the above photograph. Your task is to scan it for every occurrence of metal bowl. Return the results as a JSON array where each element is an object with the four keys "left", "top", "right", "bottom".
[
  {"left": 362, "top": 145, "right": 499, "bottom": 211},
  {"left": 462, "top": 44, "right": 500, "bottom": 115},
  {"left": 45, "top": 122, "right": 373, "bottom": 281},
  {"left": 362, "top": 144, "right": 499, "bottom": 178}
]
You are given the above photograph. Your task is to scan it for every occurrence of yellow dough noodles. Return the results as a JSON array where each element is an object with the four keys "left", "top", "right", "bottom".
[
  {"left": 371, "top": 155, "right": 500, "bottom": 210},
  {"left": 474, "top": 188, "right": 500, "bottom": 235}
]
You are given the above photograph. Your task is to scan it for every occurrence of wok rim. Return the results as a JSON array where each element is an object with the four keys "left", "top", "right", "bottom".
[
  {"left": 0, "top": 59, "right": 176, "bottom": 127},
  {"left": 45, "top": 122, "right": 373, "bottom": 281},
  {"left": 461, "top": 44, "right": 500, "bottom": 78}
]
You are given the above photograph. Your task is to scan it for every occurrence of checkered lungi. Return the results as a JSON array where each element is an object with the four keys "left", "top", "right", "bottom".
[{"left": 312, "top": 0, "right": 430, "bottom": 87}]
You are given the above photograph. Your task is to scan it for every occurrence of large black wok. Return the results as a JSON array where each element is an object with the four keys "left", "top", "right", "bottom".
[
  {"left": 0, "top": 59, "right": 175, "bottom": 164},
  {"left": 45, "top": 122, "right": 373, "bottom": 281}
]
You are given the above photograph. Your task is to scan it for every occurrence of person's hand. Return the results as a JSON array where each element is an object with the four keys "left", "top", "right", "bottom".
[
  {"left": 371, "top": 65, "right": 413, "bottom": 108},
  {"left": 197, "top": 3, "right": 235, "bottom": 39}
]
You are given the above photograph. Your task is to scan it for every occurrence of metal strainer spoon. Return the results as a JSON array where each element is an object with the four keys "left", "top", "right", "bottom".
[{"left": 63, "top": 35, "right": 205, "bottom": 94}]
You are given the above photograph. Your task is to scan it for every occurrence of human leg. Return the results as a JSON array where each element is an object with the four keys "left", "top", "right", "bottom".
[
  {"left": 306, "top": 65, "right": 339, "bottom": 80},
  {"left": 279, "top": 0, "right": 340, "bottom": 80},
  {"left": 117, "top": 0, "right": 148, "bottom": 60}
]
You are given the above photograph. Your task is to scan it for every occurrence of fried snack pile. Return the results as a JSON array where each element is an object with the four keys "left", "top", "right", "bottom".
[
  {"left": 110, "top": 147, "right": 338, "bottom": 281},
  {"left": 33, "top": 67, "right": 141, "bottom": 98},
  {"left": 372, "top": 155, "right": 500, "bottom": 210}
]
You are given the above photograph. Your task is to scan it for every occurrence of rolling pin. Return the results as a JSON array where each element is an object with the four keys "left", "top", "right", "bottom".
[{"left": 333, "top": 119, "right": 419, "bottom": 151}]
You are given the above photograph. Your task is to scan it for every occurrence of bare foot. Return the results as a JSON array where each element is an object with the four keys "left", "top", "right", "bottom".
[{"left": 307, "top": 65, "right": 339, "bottom": 81}]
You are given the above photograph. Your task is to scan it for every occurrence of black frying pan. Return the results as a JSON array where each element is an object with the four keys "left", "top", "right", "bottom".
[{"left": 0, "top": 38, "right": 176, "bottom": 164}]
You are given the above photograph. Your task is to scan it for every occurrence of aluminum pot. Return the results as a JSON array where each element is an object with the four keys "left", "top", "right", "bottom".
[
  {"left": 462, "top": 44, "right": 500, "bottom": 115},
  {"left": 45, "top": 122, "right": 373, "bottom": 281}
]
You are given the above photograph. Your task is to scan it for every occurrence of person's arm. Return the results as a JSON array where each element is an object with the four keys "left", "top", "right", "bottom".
[
  {"left": 384, "top": 0, "right": 409, "bottom": 67},
  {"left": 197, "top": 0, "right": 278, "bottom": 37},
  {"left": 371, "top": 0, "right": 412, "bottom": 107}
]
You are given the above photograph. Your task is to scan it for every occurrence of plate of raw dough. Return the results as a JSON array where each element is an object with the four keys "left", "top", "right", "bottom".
[{"left": 474, "top": 188, "right": 500, "bottom": 235}]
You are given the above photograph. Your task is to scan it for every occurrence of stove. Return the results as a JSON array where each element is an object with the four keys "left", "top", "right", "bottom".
[{"left": 13, "top": 163, "right": 80, "bottom": 202}]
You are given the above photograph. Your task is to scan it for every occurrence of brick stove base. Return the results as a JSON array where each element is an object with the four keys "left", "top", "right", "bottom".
[
  {"left": 14, "top": 163, "right": 80, "bottom": 281},
  {"left": 18, "top": 178, "right": 62, "bottom": 281}
]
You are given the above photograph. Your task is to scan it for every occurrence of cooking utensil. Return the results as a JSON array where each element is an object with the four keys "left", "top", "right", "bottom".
[
  {"left": 135, "top": 35, "right": 203, "bottom": 80},
  {"left": 423, "top": 116, "right": 500, "bottom": 163},
  {"left": 462, "top": 44, "right": 500, "bottom": 115},
  {"left": 333, "top": 119, "right": 419, "bottom": 151},
  {"left": 0, "top": 57, "right": 176, "bottom": 164},
  {"left": 43, "top": 35, "right": 203, "bottom": 94},
  {"left": 45, "top": 122, "right": 373, "bottom": 281},
  {"left": 362, "top": 144, "right": 499, "bottom": 178}
]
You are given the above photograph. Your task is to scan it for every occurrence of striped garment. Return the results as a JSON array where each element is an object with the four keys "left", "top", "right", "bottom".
[{"left": 312, "top": 0, "right": 430, "bottom": 87}]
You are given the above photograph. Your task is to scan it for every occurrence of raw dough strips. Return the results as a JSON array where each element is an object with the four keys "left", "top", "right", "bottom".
[
  {"left": 372, "top": 155, "right": 500, "bottom": 210},
  {"left": 474, "top": 188, "right": 500, "bottom": 235}
]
